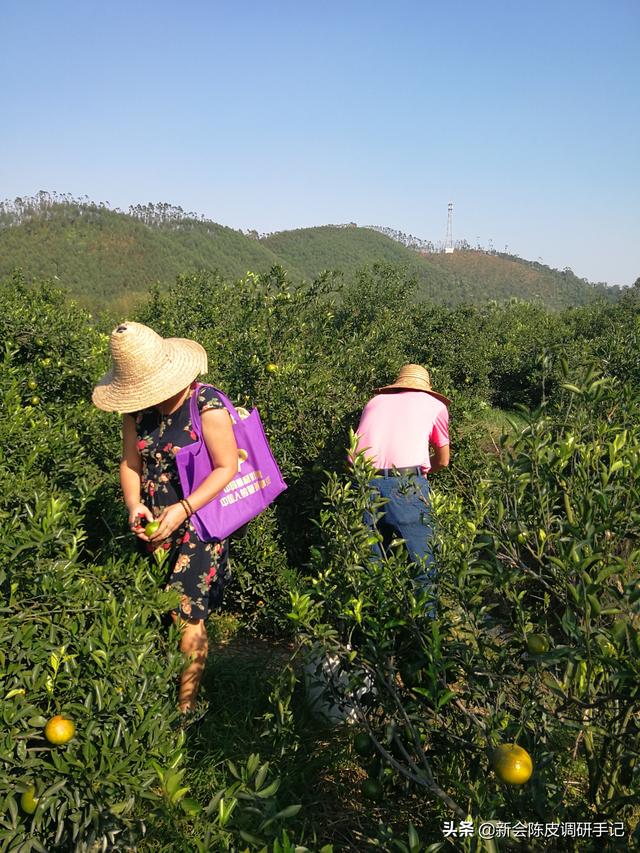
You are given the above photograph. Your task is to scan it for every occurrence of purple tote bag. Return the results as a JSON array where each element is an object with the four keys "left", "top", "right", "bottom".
[{"left": 175, "top": 384, "right": 287, "bottom": 541}]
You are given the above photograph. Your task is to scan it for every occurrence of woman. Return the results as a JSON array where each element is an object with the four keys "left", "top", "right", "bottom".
[{"left": 92, "top": 321, "right": 238, "bottom": 717}]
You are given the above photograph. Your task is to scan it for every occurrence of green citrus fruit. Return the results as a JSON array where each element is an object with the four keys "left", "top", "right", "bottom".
[
  {"left": 44, "top": 715, "right": 76, "bottom": 745},
  {"left": 526, "top": 633, "right": 550, "bottom": 654},
  {"left": 492, "top": 743, "right": 533, "bottom": 785},
  {"left": 400, "top": 660, "right": 423, "bottom": 687},
  {"left": 353, "top": 732, "right": 375, "bottom": 758},
  {"left": 20, "top": 786, "right": 38, "bottom": 814},
  {"left": 611, "top": 620, "right": 627, "bottom": 644},
  {"left": 145, "top": 521, "right": 160, "bottom": 537},
  {"left": 361, "top": 778, "right": 383, "bottom": 801}
]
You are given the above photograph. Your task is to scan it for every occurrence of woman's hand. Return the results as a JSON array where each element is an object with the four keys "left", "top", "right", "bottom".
[
  {"left": 128, "top": 503, "right": 154, "bottom": 539},
  {"left": 147, "top": 502, "right": 189, "bottom": 544}
]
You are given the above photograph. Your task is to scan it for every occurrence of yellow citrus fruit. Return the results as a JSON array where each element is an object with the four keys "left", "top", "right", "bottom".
[
  {"left": 492, "top": 743, "right": 533, "bottom": 785},
  {"left": 20, "top": 786, "right": 38, "bottom": 814},
  {"left": 145, "top": 520, "right": 160, "bottom": 537},
  {"left": 526, "top": 633, "right": 550, "bottom": 654},
  {"left": 266, "top": 363, "right": 278, "bottom": 373},
  {"left": 44, "top": 715, "right": 76, "bottom": 745}
]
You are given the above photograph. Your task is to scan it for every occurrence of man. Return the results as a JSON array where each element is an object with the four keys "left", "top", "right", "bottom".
[{"left": 355, "top": 364, "right": 451, "bottom": 588}]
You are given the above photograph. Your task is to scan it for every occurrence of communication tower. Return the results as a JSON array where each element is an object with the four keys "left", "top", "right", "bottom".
[{"left": 445, "top": 203, "right": 454, "bottom": 253}]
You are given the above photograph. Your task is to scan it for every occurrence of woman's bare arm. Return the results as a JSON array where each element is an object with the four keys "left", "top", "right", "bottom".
[
  {"left": 120, "top": 414, "right": 154, "bottom": 531},
  {"left": 148, "top": 407, "right": 238, "bottom": 543}
]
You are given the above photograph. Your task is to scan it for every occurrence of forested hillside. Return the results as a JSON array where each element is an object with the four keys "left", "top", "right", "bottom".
[
  {"left": 0, "top": 193, "right": 623, "bottom": 313},
  {"left": 260, "top": 225, "right": 452, "bottom": 301},
  {"left": 0, "top": 195, "right": 290, "bottom": 313}
]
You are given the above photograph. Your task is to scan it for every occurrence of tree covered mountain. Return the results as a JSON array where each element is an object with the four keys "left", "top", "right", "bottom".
[{"left": 0, "top": 193, "right": 622, "bottom": 313}]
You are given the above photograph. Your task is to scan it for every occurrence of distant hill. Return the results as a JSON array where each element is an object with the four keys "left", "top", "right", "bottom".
[
  {"left": 0, "top": 194, "right": 621, "bottom": 312},
  {"left": 260, "top": 225, "right": 451, "bottom": 301},
  {"left": 415, "top": 249, "right": 616, "bottom": 307},
  {"left": 260, "top": 225, "right": 619, "bottom": 308},
  {"left": 0, "top": 196, "right": 291, "bottom": 313}
]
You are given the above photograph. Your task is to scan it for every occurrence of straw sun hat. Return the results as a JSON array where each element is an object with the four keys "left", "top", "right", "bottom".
[
  {"left": 376, "top": 364, "right": 451, "bottom": 407},
  {"left": 92, "top": 321, "right": 208, "bottom": 413}
]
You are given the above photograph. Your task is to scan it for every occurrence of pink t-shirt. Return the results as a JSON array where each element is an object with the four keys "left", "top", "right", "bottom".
[{"left": 355, "top": 391, "right": 449, "bottom": 470}]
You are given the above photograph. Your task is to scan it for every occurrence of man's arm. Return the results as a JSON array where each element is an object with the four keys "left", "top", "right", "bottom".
[{"left": 429, "top": 443, "right": 450, "bottom": 474}]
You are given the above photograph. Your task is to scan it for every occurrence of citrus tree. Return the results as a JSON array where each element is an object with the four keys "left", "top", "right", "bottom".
[{"left": 287, "top": 361, "right": 640, "bottom": 849}]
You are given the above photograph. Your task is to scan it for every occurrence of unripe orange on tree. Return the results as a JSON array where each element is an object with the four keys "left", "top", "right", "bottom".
[
  {"left": 361, "top": 778, "right": 383, "bottom": 801},
  {"left": 526, "top": 633, "right": 550, "bottom": 654},
  {"left": 145, "top": 521, "right": 160, "bottom": 537},
  {"left": 353, "top": 732, "right": 375, "bottom": 758},
  {"left": 20, "top": 786, "right": 38, "bottom": 814},
  {"left": 44, "top": 715, "right": 76, "bottom": 745},
  {"left": 492, "top": 743, "right": 533, "bottom": 785}
]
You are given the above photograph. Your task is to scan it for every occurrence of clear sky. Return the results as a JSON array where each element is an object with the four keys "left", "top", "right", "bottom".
[{"left": 1, "top": 0, "right": 638, "bottom": 285}]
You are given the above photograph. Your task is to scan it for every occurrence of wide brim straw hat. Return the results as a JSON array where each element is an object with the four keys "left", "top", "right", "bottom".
[
  {"left": 92, "top": 321, "right": 208, "bottom": 413},
  {"left": 376, "top": 364, "right": 451, "bottom": 407}
]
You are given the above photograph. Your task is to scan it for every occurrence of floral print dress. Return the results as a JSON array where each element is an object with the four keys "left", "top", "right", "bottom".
[{"left": 134, "top": 384, "right": 230, "bottom": 620}]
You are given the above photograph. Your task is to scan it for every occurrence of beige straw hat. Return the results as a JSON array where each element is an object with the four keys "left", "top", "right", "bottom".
[
  {"left": 92, "top": 321, "right": 208, "bottom": 413},
  {"left": 376, "top": 364, "right": 451, "bottom": 406}
]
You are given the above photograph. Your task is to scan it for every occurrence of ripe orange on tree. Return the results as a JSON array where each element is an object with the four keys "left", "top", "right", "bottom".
[
  {"left": 44, "top": 714, "right": 76, "bottom": 745},
  {"left": 492, "top": 743, "right": 533, "bottom": 785}
]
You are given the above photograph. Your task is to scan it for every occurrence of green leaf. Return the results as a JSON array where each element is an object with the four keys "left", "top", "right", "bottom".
[
  {"left": 254, "top": 778, "right": 280, "bottom": 798},
  {"left": 180, "top": 796, "right": 201, "bottom": 816}
]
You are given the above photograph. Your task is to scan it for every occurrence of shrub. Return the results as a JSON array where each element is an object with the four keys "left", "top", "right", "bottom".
[
  {"left": 288, "top": 365, "right": 640, "bottom": 845},
  {"left": 0, "top": 491, "right": 184, "bottom": 851}
]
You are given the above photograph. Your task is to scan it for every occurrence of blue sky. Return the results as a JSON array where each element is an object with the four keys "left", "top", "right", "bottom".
[{"left": 1, "top": 0, "right": 638, "bottom": 285}]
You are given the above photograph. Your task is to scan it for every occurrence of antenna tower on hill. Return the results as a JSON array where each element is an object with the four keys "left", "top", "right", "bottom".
[{"left": 445, "top": 202, "right": 454, "bottom": 253}]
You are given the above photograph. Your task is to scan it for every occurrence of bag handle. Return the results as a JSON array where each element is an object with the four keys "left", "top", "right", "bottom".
[{"left": 189, "top": 383, "right": 243, "bottom": 437}]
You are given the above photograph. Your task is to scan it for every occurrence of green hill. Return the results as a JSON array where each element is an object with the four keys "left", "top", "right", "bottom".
[
  {"left": 0, "top": 198, "right": 290, "bottom": 313},
  {"left": 0, "top": 195, "right": 621, "bottom": 312},
  {"left": 261, "top": 224, "right": 453, "bottom": 300},
  {"left": 262, "top": 226, "right": 619, "bottom": 309},
  {"left": 420, "top": 249, "right": 616, "bottom": 308}
]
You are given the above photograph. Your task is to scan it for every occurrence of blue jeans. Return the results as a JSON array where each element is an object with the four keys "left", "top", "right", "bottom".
[{"left": 365, "top": 472, "right": 436, "bottom": 612}]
